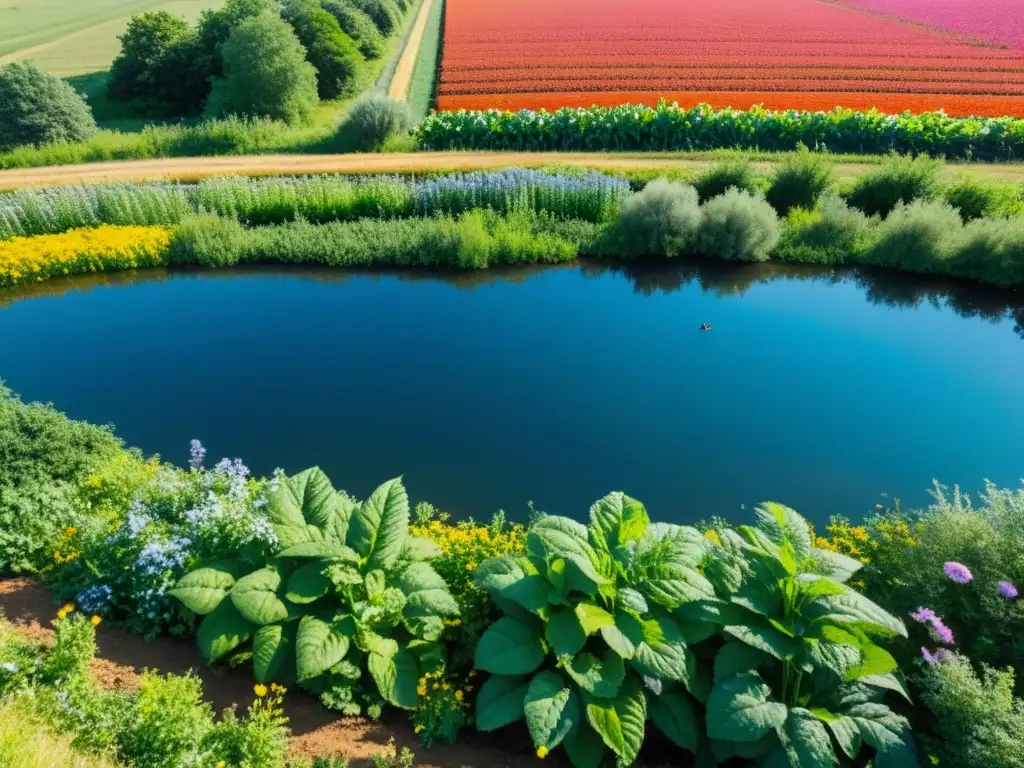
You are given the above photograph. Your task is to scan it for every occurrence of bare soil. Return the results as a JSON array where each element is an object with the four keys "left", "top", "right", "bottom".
[{"left": 0, "top": 578, "right": 537, "bottom": 767}]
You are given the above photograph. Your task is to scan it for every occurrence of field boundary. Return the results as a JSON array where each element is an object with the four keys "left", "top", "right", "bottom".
[{"left": 388, "top": 0, "right": 436, "bottom": 100}]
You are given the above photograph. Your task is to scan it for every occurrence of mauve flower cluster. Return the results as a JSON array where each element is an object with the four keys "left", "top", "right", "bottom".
[
  {"left": 911, "top": 607, "right": 954, "bottom": 645},
  {"left": 943, "top": 561, "right": 973, "bottom": 584}
]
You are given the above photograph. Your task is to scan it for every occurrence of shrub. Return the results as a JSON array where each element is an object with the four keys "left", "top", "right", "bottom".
[
  {"left": 951, "top": 216, "right": 1024, "bottom": 286},
  {"left": 764, "top": 147, "right": 834, "bottom": 215},
  {"left": 205, "top": 13, "right": 319, "bottom": 125},
  {"left": 194, "top": 0, "right": 278, "bottom": 84},
  {"left": 117, "top": 673, "right": 213, "bottom": 768},
  {"left": 321, "top": 0, "right": 386, "bottom": 58},
  {"left": 0, "top": 479, "right": 84, "bottom": 574},
  {"left": 170, "top": 469, "right": 459, "bottom": 717},
  {"left": 915, "top": 654, "right": 1024, "bottom": 768},
  {"left": 281, "top": 0, "right": 364, "bottom": 100},
  {"left": 0, "top": 62, "right": 97, "bottom": 152},
  {"left": 352, "top": 0, "right": 401, "bottom": 35},
  {"left": 847, "top": 154, "right": 942, "bottom": 217},
  {"left": 342, "top": 93, "right": 411, "bottom": 151},
  {"left": 696, "top": 188, "right": 780, "bottom": 261},
  {"left": 944, "top": 175, "right": 1024, "bottom": 221},
  {"left": 777, "top": 194, "right": 873, "bottom": 264},
  {"left": 692, "top": 159, "right": 763, "bottom": 203},
  {"left": 106, "top": 12, "right": 204, "bottom": 117},
  {"left": 169, "top": 214, "right": 247, "bottom": 267},
  {"left": 596, "top": 178, "right": 701, "bottom": 257},
  {"left": 865, "top": 199, "right": 962, "bottom": 273}
]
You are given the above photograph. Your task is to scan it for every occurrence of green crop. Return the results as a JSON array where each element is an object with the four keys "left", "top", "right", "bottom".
[{"left": 169, "top": 468, "right": 458, "bottom": 716}]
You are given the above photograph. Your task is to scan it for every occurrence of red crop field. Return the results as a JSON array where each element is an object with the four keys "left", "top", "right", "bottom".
[{"left": 437, "top": 0, "right": 1024, "bottom": 116}]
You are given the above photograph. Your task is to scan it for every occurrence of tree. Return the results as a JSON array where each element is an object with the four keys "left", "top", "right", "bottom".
[
  {"left": 194, "top": 0, "right": 278, "bottom": 84},
  {"left": 320, "top": 0, "right": 385, "bottom": 59},
  {"left": 0, "top": 62, "right": 97, "bottom": 152},
  {"left": 352, "top": 0, "right": 401, "bottom": 36},
  {"left": 204, "top": 13, "right": 320, "bottom": 125},
  {"left": 282, "top": 0, "right": 364, "bottom": 99},
  {"left": 106, "top": 11, "right": 205, "bottom": 116}
]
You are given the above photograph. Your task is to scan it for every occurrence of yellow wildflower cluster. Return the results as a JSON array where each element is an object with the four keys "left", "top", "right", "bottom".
[
  {"left": 52, "top": 526, "right": 80, "bottom": 565},
  {"left": 56, "top": 603, "right": 75, "bottom": 620},
  {"left": 410, "top": 519, "right": 526, "bottom": 592},
  {"left": 815, "top": 521, "right": 871, "bottom": 565},
  {"left": 704, "top": 529, "right": 721, "bottom": 546},
  {"left": 0, "top": 226, "right": 172, "bottom": 288}
]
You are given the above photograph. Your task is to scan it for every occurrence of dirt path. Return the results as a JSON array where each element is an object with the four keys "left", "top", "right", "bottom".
[
  {"left": 389, "top": 0, "right": 435, "bottom": 100},
  {"left": 0, "top": 578, "right": 535, "bottom": 768}
]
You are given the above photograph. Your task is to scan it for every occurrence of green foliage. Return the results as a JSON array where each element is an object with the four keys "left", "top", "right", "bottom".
[
  {"left": 765, "top": 147, "right": 835, "bottom": 215},
  {"left": 0, "top": 479, "right": 83, "bottom": 574},
  {"left": 195, "top": 0, "right": 279, "bottom": 85},
  {"left": 952, "top": 216, "right": 1024, "bottom": 287},
  {"left": 106, "top": 12, "right": 204, "bottom": 117},
  {"left": 944, "top": 176, "right": 1024, "bottom": 221},
  {"left": 847, "top": 155, "right": 942, "bottom": 217},
  {"left": 915, "top": 654, "right": 1024, "bottom": 768},
  {"left": 864, "top": 200, "right": 961, "bottom": 273},
  {"left": 171, "top": 468, "right": 458, "bottom": 716},
  {"left": 352, "top": 0, "right": 401, "bottom": 35},
  {"left": 596, "top": 179, "right": 701, "bottom": 258},
  {"left": 169, "top": 214, "right": 248, "bottom": 267},
  {"left": 777, "top": 195, "right": 873, "bottom": 264},
  {"left": 117, "top": 672, "right": 213, "bottom": 768},
  {"left": 696, "top": 189, "right": 781, "bottom": 262},
  {"left": 693, "top": 160, "right": 764, "bottom": 203},
  {"left": 342, "top": 93, "right": 412, "bottom": 151},
  {"left": 321, "top": 0, "right": 386, "bottom": 59},
  {"left": 206, "top": 13, "right": 320, "bottom": 125},
  {"left": 0, "top": 61, "right": 96, "bottom": 152},
  {"left": 282, "top": 0, "right": 364, "bottom": 100}
]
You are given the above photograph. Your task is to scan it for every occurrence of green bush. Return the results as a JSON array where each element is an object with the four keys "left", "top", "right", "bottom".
[
  {"left": 106, "top": 12, "right": 204, "bottom": 117},
  {"left": 117, "top": 673, "right": 213, "bottom": 768},
  {"left": 847, "top": 154, "right": 942, "bottom": 217},
  {"left": 944, "top": 176, "right": 1024, "bottom": 221},
  {"left": 342, "top": 93, "right": 411, "bottom": 151},
  {"left": 865, "top": 199, "right": 962, "bottom": 273},
  {"left": 352, "top": 0, "right": 401, "bottom": 35},
  {"left": 0, "top": 479, "right": 84, "bottom": 575},
  {"left": 281, "top": 0, "right": 364, "bottom": 100},
  {"left": 169, "top": 215, "right": 248, "bottom": 267},
  {"left": 194, "top": 0, "right": 278, "bottom": 84},
  {"left": 596, "top": 178, "right": 701, "bottom": 257},
  {"left": 0, "top": 62, "right": 97, "bottom": 152},
  {"left": 692, "top": 159, "right": 763, "bottom": 203},
  {"left": 205, "top": 12, "right": 319, "bottom": 125},
  {"left": 777, "top": 194, "right": 873, "bottom": 264},
  {"left": 696, "top": 189, "right": 780, "bottom": 262},
  {"left": 321, "top": 0, "right": 386, "bottom": 58},
  {"left": 764, "top": 147, "right": 834, "bottom": 215},
  {"left": 915, "top": 654, "right": 1024, "bottom": 768},
  {"left": 951, "top": 216, "right": 1024, "bottom": 286}
]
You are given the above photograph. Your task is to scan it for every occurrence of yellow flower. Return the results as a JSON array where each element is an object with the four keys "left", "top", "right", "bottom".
[
  {"left": 455, "top": 690, "right": 464, "bottom": 701},
  {"left": 704, "top": 529, "right": 721, "bottom": 546},
  {"left": 432, "top": 683, "right": 440, "bottom": 690},
  {"left": 217, "top": 762, "right": 226, "bottom": 768},
  {"left": 414, "top": 725, "right": 424, "bottom": 734},
  {"left": 271, "top": 683, "right": 287, "bottom": 694},
  {"left": 253, "top": 684, "right": 268, "bottom": 698},
  {"left": 442, "top": 682, "right": 450, "bottom": 691},
  {"left": 537, "top": 746, "right": 549, "bottom": 759},
  {"left": 91, "top": 616, "right": 102, "bottom": 627},
  {"left": 417, "top": 686, "right": 427, "bottom": 696}
]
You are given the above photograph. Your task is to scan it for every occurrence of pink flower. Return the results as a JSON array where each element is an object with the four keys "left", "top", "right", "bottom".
[{"left": 944, "top": 562, "right": 973, "bottom": 584}]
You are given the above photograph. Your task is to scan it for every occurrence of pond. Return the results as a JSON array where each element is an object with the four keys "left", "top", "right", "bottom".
[{"left": 2, "top": 260, "right": 1023, "bottom": 527}]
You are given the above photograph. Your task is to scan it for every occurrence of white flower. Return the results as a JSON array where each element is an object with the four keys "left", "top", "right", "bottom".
[{"left": 1, "top": 662, "right": 17, "bottom": 673}]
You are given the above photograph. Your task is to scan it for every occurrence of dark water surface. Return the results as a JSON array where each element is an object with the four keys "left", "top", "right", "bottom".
[{"left": 2, "top": 261, "right": 1023, "bottom": 526}]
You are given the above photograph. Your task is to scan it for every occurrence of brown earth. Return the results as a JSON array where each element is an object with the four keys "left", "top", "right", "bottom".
[
  {"left": 0, "top": 578, "right": 538, "bottom": 767},
  {"left": 2, "top": 151, "right": 1024, "bottom": 190}
]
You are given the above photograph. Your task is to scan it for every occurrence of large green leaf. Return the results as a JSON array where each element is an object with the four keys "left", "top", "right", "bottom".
[
  {"left": 599, "top": 611, "right": 644, "bottom": 660},
  {"left": 475, "top": 617, "right": 545, "bottom": 675},
  {"left": 369, "top": 649, "right": 419, "bottom": 709},
  {"left": 825, "top": 716, "right": 862, "bottom": 759},
  {"left": 589, "top": 492, "right": 649, "bottom": 552},
  {"left": 844, "top": 644, "right": 898, "bottom": 680},
  {"left": 349, "top": 477, "right": 409, "bottom": 571},
  {"left": 503, "top": 573, "right": 551, "bottom": 615},
  {"left": 576, "top": 603, "right": 615, "bottom": 635},
  {"left": 724, "top": 623, "right": 798, "bottom": 661},
  {"left": 197, "top": 599, "right": 255, "bottom": 662},
  {"left": 473, "top": 556, "right": 527, "bottom": 596},
  {"left": 805, "top": 593, "right": 907, "bottom": 638},
  {"left": 527, "top": 516, "right": 608, "bottom": 586},
  {"left": 278, "top": 541, "right": 358, "bottom": 560},
  {"left": 632, "top": 616, "right": 692, "bottom": 684},
  {"left": 584, "top": 677, "right": 647, "bottom": 765},
  {"left": 765, "top": 708, "right": 838, "bottom": 768},
  {"left": 231, "top": 566, "right": 291, "bottom": 626},
  {"left": 286, "top": 560, "right": 331, "bottom": 604},
  {"left": 295, "top": 615, "right": 351, "bottom": 682},
  {"left": 643, "top": 566, "right": 717, "bottom": 609},
  {"left": 566, "top": 651, "right": 626, "bottom": 698},
  {"left": 547, "top": 608, "right": 587, "bottom": 657},
  {"left": 525, "top": 671, "right": 582, "bottom": 752},
  {"left": 270, "top": 468, "right": 348, "bottom": 547},
  {"left": 393, "top": 562, "right": 458, "bottom": 618},
  {"left": 812, "top": 549, "right": 863, "bottom": 584},
  {"left": 859, "top": 672, "right": 911, "bottom": 703},
  {"left": 649, "top": 691, "right": 700, "bottom": 753},
  {"left": 476, "top": 674, "right": 530, "bottom": 732},
  {"left": 846, "top": 703, "right": 916, "bottom": 768},
  {"left": 714, "top": 642, "right": 766, "bottom": 682},
  {"left": 706, "top": 673, "right": 788, "bottom": 743},
  {"left": 169, "top": 560, "right": 243, "bottom": 615},
  {"left": 564, "top": 724, "right": 607, "bottom": 768},
  {"left": 253, "top": 623, "right": 297, "bottom": 683},
  {"left": 754, "top": 502, "right": 812, "bottom": 561}
]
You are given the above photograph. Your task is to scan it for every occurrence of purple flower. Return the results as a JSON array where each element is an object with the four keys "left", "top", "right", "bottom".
[
  {"left": 999, "top": 581, "right": 1019, "bottom": 599},
  {"left": 910, "top": 607, "right": 937, "bottom": 624},
  {"left": 921, "top": 647, "right": 954, "bottom": 665},
  {"left": 929, "top": 618, "right": 955, "bottom": 645},
  {"left": 921, "top": 647, "right": 939, "bottom": 664},
  {"left": 189, "top": 439, "right": 206, "bottom": 470},
  {"left": 944, "top": 562, "right": 973, "bottom": 584}
]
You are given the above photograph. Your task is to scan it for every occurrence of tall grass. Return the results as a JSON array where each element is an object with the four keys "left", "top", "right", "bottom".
[{"left": 0, "top": 699, "right": 117, "bottom": 768}]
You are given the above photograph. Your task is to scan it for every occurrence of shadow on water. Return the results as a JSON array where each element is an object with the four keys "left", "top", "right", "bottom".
[{"left": 4, "top": 258, "right": 1023, "bottom": 340}]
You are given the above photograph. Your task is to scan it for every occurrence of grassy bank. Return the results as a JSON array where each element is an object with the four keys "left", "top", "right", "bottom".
[{"left": 407, "top": 0, "right": 444, "bottom": 122}]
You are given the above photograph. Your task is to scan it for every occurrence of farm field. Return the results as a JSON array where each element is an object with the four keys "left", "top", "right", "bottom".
[
  {"left": 837, "top": 0, "right": 1024, "bottom": 51},
  {"left": 437, "top": 0, "right": 1024, "bottom": 116}
]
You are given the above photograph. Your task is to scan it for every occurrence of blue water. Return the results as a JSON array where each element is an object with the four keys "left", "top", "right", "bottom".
[{"left": 1, "top": 261, "right": 1022, "bottom": 526}]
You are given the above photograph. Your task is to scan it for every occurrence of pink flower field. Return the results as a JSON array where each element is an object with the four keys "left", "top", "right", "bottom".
[{"left": 839, "top": 0, "right": 1024, "bottom": 50}]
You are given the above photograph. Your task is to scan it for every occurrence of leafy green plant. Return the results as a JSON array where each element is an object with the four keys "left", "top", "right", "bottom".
[
  {"left": 595, "top": 178, "right": 701, "bottom": 258},
  {"left": 170, "top": 468, "right": 459, "bottom": 716},
  {"left": 471, "top": 492, "right": 721, "bottom": 766},
  {"left": 846, "top": 155, "right": 941, "bottom": 217},
  {"left": 696, "top": 189, "right": 780, "bottom": 262},
  {"left": 703, "top": 503, "right": 916, "bottom": 766},
  {"left": 693, "top": 159, "right": 764, "bottom": 203},
  {"left": 765, "top": 147, "right": 835, "bottom": 216}
]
